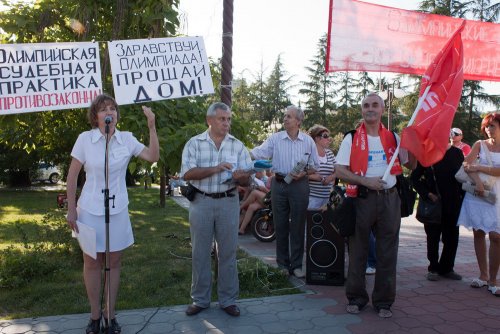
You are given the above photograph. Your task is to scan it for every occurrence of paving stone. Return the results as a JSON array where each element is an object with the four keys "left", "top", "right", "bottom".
[{"left": 0, "top": 209, "right": 497, "bottom": 334}]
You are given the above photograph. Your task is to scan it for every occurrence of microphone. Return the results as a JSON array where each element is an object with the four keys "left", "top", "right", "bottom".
[{"left": 104, "top": 116, "right": 112, "bottom": 124}]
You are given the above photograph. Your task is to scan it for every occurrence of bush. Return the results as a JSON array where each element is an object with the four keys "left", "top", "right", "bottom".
[{"left": 0, "top": 213, "right": 81, "bottom": 288}]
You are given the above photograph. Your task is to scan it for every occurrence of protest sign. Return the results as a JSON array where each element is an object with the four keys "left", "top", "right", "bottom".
[
  {"left": 108, "top": 37, "right": 214, "bottom": 105},
  {"left": 0, "top": 42, "right": 102, "bottom": 115},
  {"left": 327, "top": 0, "right": 500, "bottom": 81}
]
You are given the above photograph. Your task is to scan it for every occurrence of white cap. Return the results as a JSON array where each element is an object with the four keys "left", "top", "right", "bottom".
[{"left": 451, "top": 128, "right": 462, "bottom": 136}]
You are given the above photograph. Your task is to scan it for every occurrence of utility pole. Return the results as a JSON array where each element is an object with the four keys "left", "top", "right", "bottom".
[{"left": 221, "top": 0, "right": 233, "bottom": 107}]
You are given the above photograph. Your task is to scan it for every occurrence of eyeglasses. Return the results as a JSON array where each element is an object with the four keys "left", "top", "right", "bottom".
[
  {"left": 452, "top": 132, "right": 462, "bottom": 137},
  {"left": 319, "top": 133, "right": 330, "bottom": 139}
]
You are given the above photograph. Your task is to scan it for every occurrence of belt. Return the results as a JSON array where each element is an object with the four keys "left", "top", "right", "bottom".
[
  {"left": 367, "top": 186, "right": 397, "bottom": 195},
  {"left": 194, "top": 187, "right": 236, "bottom": 199}
]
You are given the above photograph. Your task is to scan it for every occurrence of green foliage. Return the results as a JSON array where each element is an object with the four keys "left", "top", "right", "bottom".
[
  {"left": 0, "top": 0, "right": 181, "bottom": 183},
  {"left": 237, "top": 257, "right": 297, "bottom": 296},
  {"left": 300, "top": 35, "right": 338, "bottom": 129}
]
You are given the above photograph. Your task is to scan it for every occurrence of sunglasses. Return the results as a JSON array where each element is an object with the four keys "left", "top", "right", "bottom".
[
  {"left": 452, "top": 132, "right": 462, "bottom": 137},
  {"left": 319, "top": 133, "right": 330, "bottom": 139}
]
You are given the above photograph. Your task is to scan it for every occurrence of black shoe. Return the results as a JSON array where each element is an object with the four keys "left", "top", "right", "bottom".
[
  {"left": 86, "top": 317, "right": 101, "bottom": 334},
  {"left": 101, "top": 318, "right": 121, "bottom": 334},
  {"left": 222, "top": 305, "right": 240, "bottom": 317},
  {"left": 185, "top": 304, "right": 206, "bottom": 316}
]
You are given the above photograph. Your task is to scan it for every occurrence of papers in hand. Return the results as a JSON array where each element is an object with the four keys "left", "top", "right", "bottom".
[
  {"left": 462, "top": 183, "right": 496, "bottom": 204},
  {"left": 72, "top": 221, "right": 97, "bottom": 259},
  {"left": 221, "top": 160, "right": 272, "bottom": 184}
]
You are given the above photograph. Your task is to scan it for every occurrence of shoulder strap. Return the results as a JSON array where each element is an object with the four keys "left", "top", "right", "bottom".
[
  {"left": 480, "top": 140, "right": 494, "bottom": 166},
  {"left": 430, "top": 166, "right": 441, "bottom": 197},
  {"left": 345, "top": 129, "right": 356, "bottom": 142}
]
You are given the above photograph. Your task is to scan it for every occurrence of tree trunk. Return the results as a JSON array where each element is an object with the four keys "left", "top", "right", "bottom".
[{"left": 159, "top": 166, "right": 166, "bottom": 208}]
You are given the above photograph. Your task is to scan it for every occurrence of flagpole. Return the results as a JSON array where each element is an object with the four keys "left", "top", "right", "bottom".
[{"left": 382, "top": 85, "right": 431, "bottom": 182}]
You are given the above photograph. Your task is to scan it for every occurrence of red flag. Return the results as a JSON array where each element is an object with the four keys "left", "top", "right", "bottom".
[
  {"left": 400, "top": 21, "right": 465, "bottom": 167},
  {"left": 327, "top": 0, "right": 500, "bottom": 82}
]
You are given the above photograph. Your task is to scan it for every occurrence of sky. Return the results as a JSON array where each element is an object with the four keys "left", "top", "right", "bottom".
[{"left": 178, "top": 0, "right": 499, "bottom": 110}]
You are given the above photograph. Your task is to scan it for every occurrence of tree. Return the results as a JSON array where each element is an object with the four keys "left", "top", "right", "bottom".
[
  {"left": 299, "top": 35, "right": 337, "bottom": 129},
  {"left": 418, "top": 0, "right": 468, "bottom": 17},
  {"left": 354, "top": 72, "right": 375, "bottom": 101},
  {"left": 331, "top": 71, "right": 359, "bottom": 133},
  {"left": 260, "top": 55, "right": 292, "bottom": 131},
  {"left": 463, "top": 0, "right": 500, "bottom": 22},
  {"left": 0, "top": 0, "right": 183, "bottom": 191}
]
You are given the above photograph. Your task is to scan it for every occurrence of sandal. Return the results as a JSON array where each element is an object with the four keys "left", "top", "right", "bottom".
[
  {"left": 86, "top": 317, "right": 101, "bottom": 334},
  {"left": 102, "top": 318, "right": 121, "bottom": 334},
  {"left": 488, "top": 285, "right": 500, "bottom": 297},
  {"left": 470, "top": 278, "right": 488, "bottom": 288}
]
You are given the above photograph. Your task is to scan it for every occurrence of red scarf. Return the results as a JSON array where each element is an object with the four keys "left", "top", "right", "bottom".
[{"left": 347, "top": 122, "right": 402, "bottom": 197}]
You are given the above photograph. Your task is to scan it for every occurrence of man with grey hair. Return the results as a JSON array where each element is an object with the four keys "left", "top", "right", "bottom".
[
  {"left": 251, "top": 105, "right": 319, "bottom": 278},
  {"left": 181, "top": 102, "right": 252, "bottom": 317},
  {"left": 335, "top": 92, "right": 415, "bottom": 318}
]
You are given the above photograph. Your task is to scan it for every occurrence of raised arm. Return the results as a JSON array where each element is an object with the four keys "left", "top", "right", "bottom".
[{"left": 137, "top": 106, "right": 159, "bottom": 163}]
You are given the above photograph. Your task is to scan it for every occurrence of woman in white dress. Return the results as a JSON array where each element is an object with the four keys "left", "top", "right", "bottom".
[
  {"left": 66, "top": 94, "right": 159, "bottom": 333},
  {"left": 457, "top": 113, "right": 500, "bottom": 297}
]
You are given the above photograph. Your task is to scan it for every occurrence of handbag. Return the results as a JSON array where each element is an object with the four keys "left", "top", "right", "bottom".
[
  {"left": 327, "top": 186, "right": 356, "bottom": 237},
  {"left": 396, "top": 174, "right": 417, "bottom": 218},
  {"left": 416, "top": 167, "right": 442, "bottom": 224},
  {"left": 455, "top": 141, "right": 495, "bottom": 191},
  {"left": 180, "top": 183, "right": 197, "bottom": 201},
  {"left": 416, "top": 197, "right": 442, "bottom": 224}
]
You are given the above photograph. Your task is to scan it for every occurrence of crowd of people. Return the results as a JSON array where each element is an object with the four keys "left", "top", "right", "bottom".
[{"left": 65, "top": 93, "right": 499, "bottom": 332}]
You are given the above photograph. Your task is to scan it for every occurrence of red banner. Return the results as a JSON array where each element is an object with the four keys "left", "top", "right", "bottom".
[
  {"left": 326, "top": 0, "right": 500, "bottom": 81},
  {"left": 401, "top": 22, "right": 465, "bottom": 167}
]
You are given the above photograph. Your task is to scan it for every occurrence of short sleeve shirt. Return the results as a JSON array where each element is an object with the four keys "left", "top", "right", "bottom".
[
  {"left": 336, "top": 133, "right": 409, "bottom": 189},
  {"left": 251, "top": 131, "right": 320, "bottom": 175},
  {"left": 180, "top": 130, "right": 253, "bottom": 193},
  {"left": 71, "top": 128, "right": 145, "bottom": 215}
]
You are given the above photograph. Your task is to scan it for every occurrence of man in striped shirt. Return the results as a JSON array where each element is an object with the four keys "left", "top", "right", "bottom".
[
  {"left": 181, "top": 102, "right": 252, "bottom": 317},
  {"left": 251, "top": 105, "right": 320, "bottom": 278}
]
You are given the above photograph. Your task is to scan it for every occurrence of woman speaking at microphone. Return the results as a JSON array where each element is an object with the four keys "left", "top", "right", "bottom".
[{"left": 66, "top": 93, "right": 159, "bottom": 334}]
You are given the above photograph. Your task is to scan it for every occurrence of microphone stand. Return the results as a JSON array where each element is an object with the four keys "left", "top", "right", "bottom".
[{"left": 103, "top": 121, "right": 115, "bottom": 334}]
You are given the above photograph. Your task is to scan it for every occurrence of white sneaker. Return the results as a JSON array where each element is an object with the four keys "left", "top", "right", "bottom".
[
  {"left": 293, "top": 268, "right": 305, "bottom": 278},
  {"left": 365, "top": 267, "right": 376, "bottom": 275}
]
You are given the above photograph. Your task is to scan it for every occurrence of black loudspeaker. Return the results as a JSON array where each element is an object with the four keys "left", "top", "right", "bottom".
[{"left": 306, "top": 209, "right": 345, "bottom": 286}]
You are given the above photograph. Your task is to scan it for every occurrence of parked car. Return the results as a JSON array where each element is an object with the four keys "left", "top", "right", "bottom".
[{"left": 32, "top": 162, "right": 61, "bottom": 184}]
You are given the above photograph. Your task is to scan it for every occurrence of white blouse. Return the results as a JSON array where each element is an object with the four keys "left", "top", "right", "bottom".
[{"left": 71, "top": 128, "right": 145, "bottom": 215}]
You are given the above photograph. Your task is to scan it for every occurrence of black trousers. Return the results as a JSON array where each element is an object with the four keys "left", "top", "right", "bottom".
[{"left": 424, "top": 220, "right": 459, "bottom": 275}]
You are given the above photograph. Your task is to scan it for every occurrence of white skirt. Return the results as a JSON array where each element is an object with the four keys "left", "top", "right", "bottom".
[{"left": 77, "top": 207, "right": 134, "bottom": 252}]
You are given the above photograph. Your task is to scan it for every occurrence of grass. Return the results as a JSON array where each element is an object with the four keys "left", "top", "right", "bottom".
[{"left": 0, "top": 186, "right": 299, "bottom": 320}]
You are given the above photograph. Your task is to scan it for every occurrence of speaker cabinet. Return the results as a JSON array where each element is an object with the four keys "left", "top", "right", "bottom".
[{"left": 306, "top": 209, "right": 345, "bottom": 286}]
